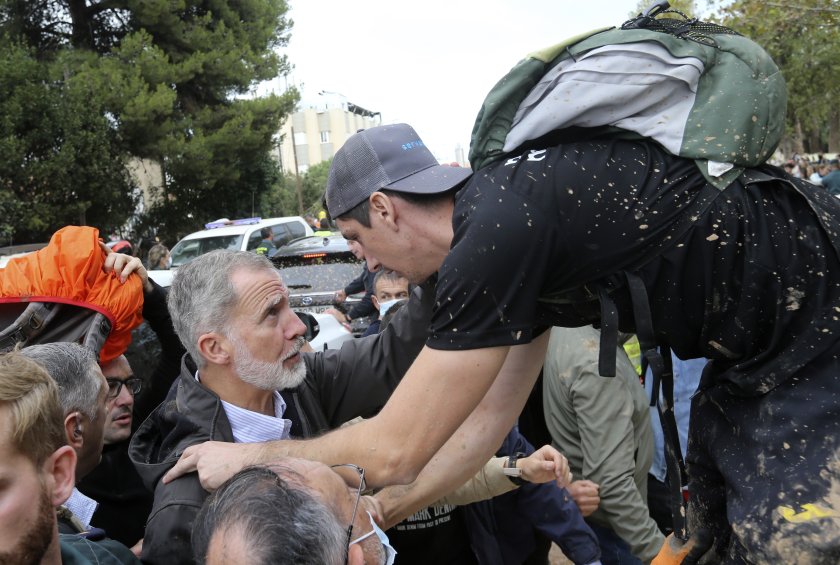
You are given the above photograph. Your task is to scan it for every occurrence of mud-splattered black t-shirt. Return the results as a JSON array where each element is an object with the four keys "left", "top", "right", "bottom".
[{"left": 426, "top": 139, "right": 840, "bottom": 395}]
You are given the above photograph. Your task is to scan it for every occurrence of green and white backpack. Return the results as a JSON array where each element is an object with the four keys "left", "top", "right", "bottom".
[{"left": 469, "top": 3, "right": 787, "bottom": 189}]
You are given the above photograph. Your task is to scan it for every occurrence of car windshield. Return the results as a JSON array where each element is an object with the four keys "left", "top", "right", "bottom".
[
  {"left": 278, "top": 263, "right": 361, "bottom": 293},
  {"left": 169, "top": 234, "right": 243, "bottom": 267}
]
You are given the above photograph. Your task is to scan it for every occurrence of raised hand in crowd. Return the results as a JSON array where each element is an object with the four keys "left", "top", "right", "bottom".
[
  {"left": 517, "top": 444, "right": 574, "bottom": 487},
  {"left": 99, "top": 241, "right": 152, "bottom": 292}
]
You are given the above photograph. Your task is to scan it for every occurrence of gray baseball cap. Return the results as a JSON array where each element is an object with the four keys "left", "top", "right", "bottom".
[{"left": 325, "top": 123, "right": 473, "bottom": 218}]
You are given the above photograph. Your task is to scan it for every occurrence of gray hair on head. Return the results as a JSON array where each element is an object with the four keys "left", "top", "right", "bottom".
[
  {"left": 372, "top": 269, "right": 407, "bottom": 293},
  {"left": 192, "top": 465, "right": 346, "bottom": 565},
  {"left": 20, "top": 342, "right": 102, "bottom": 421},
  {"left": 167, "top": 250, "right": 278, "bottom": 367}
]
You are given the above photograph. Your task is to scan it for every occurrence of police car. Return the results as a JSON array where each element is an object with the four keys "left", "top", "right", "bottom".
[{"left": 147, "top": 216, "right": 312, "bottom": 288}]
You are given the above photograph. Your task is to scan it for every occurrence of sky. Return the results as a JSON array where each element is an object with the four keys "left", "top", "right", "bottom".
[{"left": 259, "top": 0, "right": 642, "bottom": 164}]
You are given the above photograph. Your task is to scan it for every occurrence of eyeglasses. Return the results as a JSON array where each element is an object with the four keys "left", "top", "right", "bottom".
[
  {"left": 330, "top": 463, "right": 366, "bottom": 564},
  {"left": 105, "top": 377, "right": 143, "bottom": 399}
]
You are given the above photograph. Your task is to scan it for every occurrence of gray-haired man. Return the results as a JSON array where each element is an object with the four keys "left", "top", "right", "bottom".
[
  {"left": 132, "top": 249, "right": 568, "bottom": 563},
  {"left": 21, "top": 342, "right": 110, "bottom": 535},
  {"left": 129, "top": 250, "right": 425, "bottom": 564},
  {"left": 192, "top": 460, "right": 390, "bottom": 565}
]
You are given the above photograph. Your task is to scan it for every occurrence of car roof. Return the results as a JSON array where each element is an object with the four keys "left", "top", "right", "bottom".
[
  {"left": 179, "top": 216, "right": 307, "bottom": 241},
  {"left": 273, "top": 234, "right": 349, "bottom": 255}
]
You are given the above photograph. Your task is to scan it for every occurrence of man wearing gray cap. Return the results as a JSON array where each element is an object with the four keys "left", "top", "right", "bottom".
[{"left": 166, "top": 123, "right": 840, "bottom": 564}]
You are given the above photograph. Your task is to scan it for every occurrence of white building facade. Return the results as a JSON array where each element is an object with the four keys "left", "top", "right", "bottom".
[{"left": 275, "top": 100, "right": 382, "bottom": 175}]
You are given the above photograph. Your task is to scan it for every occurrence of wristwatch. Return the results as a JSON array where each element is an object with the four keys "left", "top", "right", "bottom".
[{"left": 503, "top": 452, "right": 528, "bottom": 486}]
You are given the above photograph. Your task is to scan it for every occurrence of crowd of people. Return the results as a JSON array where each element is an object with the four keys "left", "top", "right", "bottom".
[
  {"left": 3, "top": 119, "right": 840, "bottom": 565},
  {"left": 778, "top": 153, "right": 840, "bottom": 193}
]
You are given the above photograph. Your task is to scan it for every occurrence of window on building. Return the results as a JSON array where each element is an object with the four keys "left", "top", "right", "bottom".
[{"left": 320, "top": 130, "right": 330, "bottom": 144}]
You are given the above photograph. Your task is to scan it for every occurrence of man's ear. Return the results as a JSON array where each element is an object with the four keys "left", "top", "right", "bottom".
[
  {"left": 369, "top": 192, "right": 399, "bottom": 230},
  {"left": 347, "top": 543, "right": 365, "bottom": 565},
  {"left": 197, "top": 332, "right": 232, "bottom": 366},
  {"left": 44, "top": 445, "right": 77, "bottom": 507},
  {"left": 371, "top": 294, "right": 381, "bottom": 311},
  {"left": 64, "top": 412, "right": 84, "bottom": 450}
]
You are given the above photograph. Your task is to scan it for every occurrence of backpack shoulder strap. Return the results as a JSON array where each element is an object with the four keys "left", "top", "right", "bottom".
[{"left": 0, "top": 301, "right": 61, "bottom": 352}]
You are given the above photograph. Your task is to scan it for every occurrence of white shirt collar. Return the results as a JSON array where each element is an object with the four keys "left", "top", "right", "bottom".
[
  {"left": 195, "top": 372, "right": 292, "bottom": 442},
  {"left": 65, "top": 488, "right": 98, "bottom": 530}
]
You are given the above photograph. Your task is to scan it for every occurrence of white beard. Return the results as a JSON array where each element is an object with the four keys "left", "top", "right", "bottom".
[{"left": 230, "top": 333, "right": 307, "bottom": 391}]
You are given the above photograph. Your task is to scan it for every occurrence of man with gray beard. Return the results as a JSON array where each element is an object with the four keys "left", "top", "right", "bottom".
[{"left": 129, "top": 250, "right": 421, "bottom": 564}]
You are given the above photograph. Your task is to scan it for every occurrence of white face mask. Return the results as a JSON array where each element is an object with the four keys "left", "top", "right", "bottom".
[
  {"left": 378, "top": 298, "right": 401, "bottom": 318},
  {"left": 350, "top": 511, "right": 397, "bottom": 565}
]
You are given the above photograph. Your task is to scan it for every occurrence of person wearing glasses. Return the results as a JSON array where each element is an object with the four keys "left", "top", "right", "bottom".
[
  {"left": 132, "top": 250, "right": 570, "bottom": 564},
  {"left": 19, "top": 342, "right": 111, "bottom": 537},
  {"left": 192, "top": 461, "right": 389, "bottom": 565},
  {"left": 75, "top": 247, "right": 186, "bottom": 548}
]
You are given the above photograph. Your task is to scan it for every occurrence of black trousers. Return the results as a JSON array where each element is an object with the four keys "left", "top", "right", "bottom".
[{"left": 687, "top": 352, "right": 840, "bottom": 563}]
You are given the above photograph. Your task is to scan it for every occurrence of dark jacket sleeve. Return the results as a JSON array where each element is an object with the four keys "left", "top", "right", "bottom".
[
  {"left": 302, "top": 277, "right": 435, "bottom": 427},
  {"left": 132, "top": 279, "right": 186, "bottom": 424},
  {"left": 343, "top": 266, "right": 366, "bottom": 295},
  {"left": 140, "top": 475, "right": 206, "bottom": 565},
  {"left": 345, "top": 266, "right": 377, "bottom": 320},
  {"left": 59, "top": 534, "right": 142, "bottom": 564},
  {"left": 504, "top": 431, "right": 601, "bottom": 565}
]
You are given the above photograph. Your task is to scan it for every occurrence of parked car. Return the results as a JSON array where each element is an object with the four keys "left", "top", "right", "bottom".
[
  {"left": 272, "top": 234, "right": 371, "bottom": 334},
  {"left": 147, "top": 216, "right": 313, "bottom": 288}
]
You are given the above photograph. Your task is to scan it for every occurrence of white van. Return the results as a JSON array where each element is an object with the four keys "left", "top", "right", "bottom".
[{"left": 148, "top": 216, "right": 312, "bottom": 288}]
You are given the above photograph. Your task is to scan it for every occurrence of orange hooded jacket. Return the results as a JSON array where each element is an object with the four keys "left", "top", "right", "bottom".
[{"left": 0, "top": 226, "right": 144, "bottom": 364}]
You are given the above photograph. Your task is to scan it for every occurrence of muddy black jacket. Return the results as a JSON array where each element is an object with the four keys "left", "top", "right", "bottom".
[{"left": 128, "top": 280, "right": 434, "bottom": 564}]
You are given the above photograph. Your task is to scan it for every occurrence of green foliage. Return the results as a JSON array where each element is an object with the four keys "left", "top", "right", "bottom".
[
  {"left": 710, "top": 0, "right": 839, "bottom": 153},
  {"left": 300, "top": 160, "right": 332, "bottom": 213},
  {"left": 630, "top": 0, "right": 698, "bottom": 18},
  {"left": 0, "top": 41, "right": 136, "bottom": 242},
  {"left": 259, "top": 172, "right": 300, "bottom": 219},
  {"left": 0, "top": 1, "right": 299, "bottom": 243}
]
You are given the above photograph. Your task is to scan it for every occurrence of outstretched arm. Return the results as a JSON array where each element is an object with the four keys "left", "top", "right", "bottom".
[
  {"left": 164, "top": 334, "right": 550, "bottom": 495},
  {"left": 434, "top": 445, "right": 571, "bottom": 509},
  {"left": 372, "top": 333, "right": 556, "bottom": 527}
]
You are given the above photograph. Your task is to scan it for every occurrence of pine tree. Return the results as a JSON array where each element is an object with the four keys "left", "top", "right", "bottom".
[{"left": 0, "top": 1, "right": 299, "bottom": 243}]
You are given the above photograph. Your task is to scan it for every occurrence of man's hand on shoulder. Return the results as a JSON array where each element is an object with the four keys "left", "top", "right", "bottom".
[
  {"left": 162, "top": 441, "right": 265, "bottom": 491},
  {"left": 100, "top": 241, "right": 152, "bottom": 293}
]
